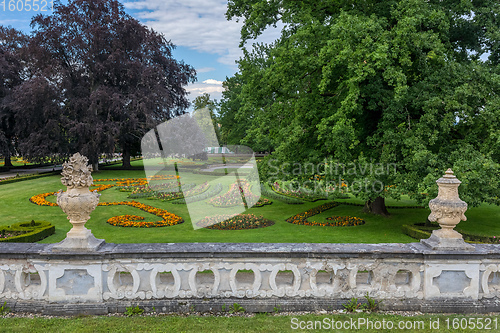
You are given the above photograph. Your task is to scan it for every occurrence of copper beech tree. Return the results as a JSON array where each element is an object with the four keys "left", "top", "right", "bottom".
[{"left": 1, "top": 0, "right": 195, "bottom": 169}]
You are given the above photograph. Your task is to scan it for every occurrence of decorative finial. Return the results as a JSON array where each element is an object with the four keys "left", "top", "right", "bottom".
[
  {"left": 52, "top": 153, "right": 104, "bottom": 251},
  {"left": 422, "top": 169, "right": 473, "bottom": 251},
  {"left": 60, "top": 152, "right": 94, "bottom": 188}
]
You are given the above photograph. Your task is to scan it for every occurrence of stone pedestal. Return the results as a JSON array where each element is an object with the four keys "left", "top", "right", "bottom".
[
  {"left": 52, "top": 153, "right": 105, "bottom": 251},
  {"left": 421, "top": 169, "right": 474, "bottom": 251},
  {"left": 51, "top": 231, "right": 104, "bottom": 251},
  {"left": 421, "top": 232, "right": 474, "bottom": 250}
]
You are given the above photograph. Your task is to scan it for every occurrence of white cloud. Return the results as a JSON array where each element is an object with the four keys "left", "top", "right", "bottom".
[
  {"left": 203, "top": 79, "right": 223, "bottom": 85},
  {"left": 185, "top": 78, "right": 225, "bottom": 104},
  {"left": 187, "top": 84, "right": 224, "bottom": 95},
  {"left": 123, "top": 0, "right": 281, "bottom": 69}
]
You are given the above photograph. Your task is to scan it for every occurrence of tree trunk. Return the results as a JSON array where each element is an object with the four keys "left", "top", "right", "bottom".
[
  {"left": 92, "top": 161, "right": 99, "bottom": 172},
  {"left": 4, "top": 154, "right": 13, "bottom": 167},
  {"left": 122, "top": 148, "right": 131, "bottom": 169},
  {"left": 362, "top": 196, "right": 390, "bottom": 216}
]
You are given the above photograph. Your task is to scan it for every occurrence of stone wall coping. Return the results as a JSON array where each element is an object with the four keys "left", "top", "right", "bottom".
[{"left": 1, "top": 242, "right": 500, "bottom": 260}]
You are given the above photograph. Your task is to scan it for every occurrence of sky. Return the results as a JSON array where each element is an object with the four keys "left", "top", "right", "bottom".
[{"left": 0, "top": 0, "right": 281, "bottom": 109}]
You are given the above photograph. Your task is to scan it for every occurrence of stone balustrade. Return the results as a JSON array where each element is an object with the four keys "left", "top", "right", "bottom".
[{"left": 1, "top": 242, "right": 500, "bottom": 314}]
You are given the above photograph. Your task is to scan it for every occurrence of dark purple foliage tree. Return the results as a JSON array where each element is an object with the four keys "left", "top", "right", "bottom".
[
  {"left": 26, "top": 0, "right": 195, "bottom": 169},
  {"left": 10, "top": 77, "right": 68, "bottom": 163},
  {"left": 0, "top": 27, "right": 27, "bottom": 167}
]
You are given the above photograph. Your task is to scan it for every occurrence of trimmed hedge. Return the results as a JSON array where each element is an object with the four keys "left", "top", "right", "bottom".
[
  {"left": 99, "top": 157, "right": 143, "bottom": 169},
  {"left": 401, "top": 224, "right": 433, "bottom": 241},
  {"left": 260, "top": 183, "right": 304, "bottom": 204},
  {"left": 336, "top": 201, "right": 425, "bottom": 209},
  {"left": 0, "top": 172, "right": 59, "bottom": 185},
  {"left": 190, "top": 169, "right": 250, "bottom": 176},
  {"left": 402, "top": 222, "right": 497, "bottom": 244},
  {"left": 0, "top": 220, "right": 55, "bottom": 243}
]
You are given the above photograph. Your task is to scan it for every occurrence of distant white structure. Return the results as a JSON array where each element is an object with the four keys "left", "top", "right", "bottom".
[{"left": 203, "top": 147, "right": 233, "bottom": 154}]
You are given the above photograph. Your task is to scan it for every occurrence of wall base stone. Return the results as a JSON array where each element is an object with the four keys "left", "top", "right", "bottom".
[{"left": 5, "top": 298, "right": 500, "bottom": 315}]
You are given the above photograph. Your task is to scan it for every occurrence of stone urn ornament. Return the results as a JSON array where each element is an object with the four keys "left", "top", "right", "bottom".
[
  {"left": 52, "top": 153, "right": 105, "bottom": 251},
  {"left": 421, "top": 169, "right": 474, "bottom": 251}
]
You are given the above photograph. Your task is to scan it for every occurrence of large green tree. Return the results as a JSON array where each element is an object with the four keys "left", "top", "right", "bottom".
[
  {"left": 219, "top": 45, "right": 278, "bottom": 152},
  {"left": 192, "top": 93, "right": 221, "bottom": 145},
  {"left": 223, "top": 0, "right": 500, "bottom": 214}
]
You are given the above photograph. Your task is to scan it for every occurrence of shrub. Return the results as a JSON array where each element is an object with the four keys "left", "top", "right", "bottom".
[
  {"left": 0, "top": 172, "right": 58, "bottom": 185},
  {"left": 402, "top": 222, "right": 498, "bottom": 244},
  {"left": 0, "top": 220, "right": 55, "bottom": 243},
  {"left": 260, "top": 183, "right": 304, "bottom": 204}
]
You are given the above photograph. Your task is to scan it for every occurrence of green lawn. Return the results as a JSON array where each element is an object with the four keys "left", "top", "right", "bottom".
[
  {"left": 0, "top": 157, "right": 35, "bottom": 167},
  {"left": 1, "top": 160, "right": 499, "bottom": 244},
  {"left": 0, "top": 313, "right": 496, "bottom": 332}
]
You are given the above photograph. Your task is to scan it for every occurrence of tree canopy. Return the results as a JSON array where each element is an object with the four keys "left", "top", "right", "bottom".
[
  {"left": 221, "top": 0, "right": 500, "bottom": 212},
  {"left": 0, "top": 27, "right": 27, "bottom": 167},
  {"left": 0, "top": 0, "right": 196, "bottom": 169}
]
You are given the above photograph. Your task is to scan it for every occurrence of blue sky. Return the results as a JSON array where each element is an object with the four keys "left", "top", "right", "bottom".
[{"left": 0, "top": 0, "right": 280, "bottom": 107}]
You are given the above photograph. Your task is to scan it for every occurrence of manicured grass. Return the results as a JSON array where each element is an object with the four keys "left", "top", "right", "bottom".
[
  {"left": 0, "top": 158, "right": 35, "bottom": 167},
  {"left": 1, "top": 160, "right": 499, "bottom": 244},
  {"left": 0, "top": 313, "right": 496, "bottom": 332}
]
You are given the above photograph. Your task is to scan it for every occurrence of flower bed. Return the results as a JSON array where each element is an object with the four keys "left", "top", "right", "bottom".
[
  {"left": 286, "top": 202, "right": 365, "bottom": 227},
  {"left": 324, "top": 215, "right": 365, "bottom": 227},
  {"left": 271, "top": 182, "right": 327, "bottom": 202},
  {"left": 102, "top": 201, "right": 183, "bottom": 227},
  {"left": 209, "top": 181, "right": 271, "bottom": 207},
  {"left": 0, "top": 230, "right": 27, "bottom": 239},
  {"left": 171, "top": 183, "right": 223, "bottom": 204},
  {"left": 29, "top": 177, "right": 184, "bottom": 228},
  {"left": 127, "top": 182, "right": 180, "bottom": 198},
  {"left": 30, "top": 192, "right": 58, "bottom": 206},
  {"left": 196, "top": 214, "right": 274, "bottom": 230},
  {"left": 155, "top": 183, "right": 201, "bottom": 201}
]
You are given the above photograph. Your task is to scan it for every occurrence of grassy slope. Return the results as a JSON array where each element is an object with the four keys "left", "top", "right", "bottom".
[{"left": 0, "top": 160, "right": 499, "bottom": 244}]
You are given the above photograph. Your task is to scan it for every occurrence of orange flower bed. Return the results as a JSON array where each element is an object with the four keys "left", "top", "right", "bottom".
[
  {"left": 29, "top": 176, "right": 183, "bottom": 228},
  {"left": 286, "top": 202, "right": 364, "bottom": 227},
  {"left": 30, "top": 192, "right": 58, "bottom": 206},
  {"left": 94, "top": 175, "right": 178, "bottom": 183},
  {"left": 103, "top": 201, "right": 183, "bottom": 227},
  {"left": 92, "top": 184, "right": 115, "bottom": 191}
]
